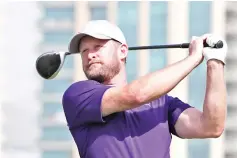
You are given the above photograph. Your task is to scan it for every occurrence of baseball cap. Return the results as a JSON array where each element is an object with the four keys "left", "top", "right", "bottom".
[{"left": 68, "top": 20, "right": 127, "bottom": 53}]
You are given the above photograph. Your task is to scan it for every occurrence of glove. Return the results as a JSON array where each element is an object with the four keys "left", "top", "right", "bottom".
[{"left": 203, "top": 35, "right": 228, "bottom": 65}]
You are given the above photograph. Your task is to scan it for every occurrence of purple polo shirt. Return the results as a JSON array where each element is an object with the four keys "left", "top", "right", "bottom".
[{"left": 62, "top": 80, "right": 191, "bottom": 158}]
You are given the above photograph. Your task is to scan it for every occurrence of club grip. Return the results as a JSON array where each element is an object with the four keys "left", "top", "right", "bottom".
[
  {"left": 204, "top": 39, "right": 223, "bottom": 48},
  {"left": 181, "top": 40, "right": 223, "bottom": 49}
]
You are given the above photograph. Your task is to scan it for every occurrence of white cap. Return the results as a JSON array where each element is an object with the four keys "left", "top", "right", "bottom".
[{"left": 68, "top": 20, "right": 127, "bottom": 53}]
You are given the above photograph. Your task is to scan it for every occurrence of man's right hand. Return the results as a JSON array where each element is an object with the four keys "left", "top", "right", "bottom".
[{"left": 188, "top": 35, "right": 206, "bottom": 66}]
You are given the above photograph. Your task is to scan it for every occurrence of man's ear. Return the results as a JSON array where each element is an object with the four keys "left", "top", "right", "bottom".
[{"left": 119, "top": 44, "right": 128, "bottom": 61}]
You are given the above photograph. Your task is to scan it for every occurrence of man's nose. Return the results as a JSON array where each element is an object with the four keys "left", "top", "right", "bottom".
[{"left": 88, "top": 50, "right": 98, "bottom": 59}]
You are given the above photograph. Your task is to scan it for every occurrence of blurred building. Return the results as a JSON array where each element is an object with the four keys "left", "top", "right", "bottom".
[
  {"left": 37, "top": 1, "right": 76, "bottom": 158},
  {"left": 0, "top": 1, "right": 41, "bottom": 158},
  {"left": 225, "top": 2, "right": 237, "bottom": 158},
  {"left": 0, "top": 3, "right": 4, "bottom": 158},
  {"left": 0, "top": 1, "right": 235, "bottom": 158}
]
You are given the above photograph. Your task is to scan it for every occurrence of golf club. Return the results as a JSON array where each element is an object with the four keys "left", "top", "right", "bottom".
[{"left": 36, "top": 40, "right": 223, "bottom": 80}]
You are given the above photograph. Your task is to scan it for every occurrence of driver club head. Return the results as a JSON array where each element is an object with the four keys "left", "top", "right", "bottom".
[{"left": 36, "top": 51, "right": 66, "bottom": 79}]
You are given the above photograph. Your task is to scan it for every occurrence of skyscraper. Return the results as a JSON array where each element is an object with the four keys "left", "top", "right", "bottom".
[
  {"left": 38, "top": 1, "right": 76, "bottom": 158},
  {"left": 0, "top": 2, "right": 4, "bottom": 157},
  {"left": 225, "top": 1, "right": 237, "bottom": 158},
  {"left": 0, "top": 1, "right": 42, "bottom": 158}
]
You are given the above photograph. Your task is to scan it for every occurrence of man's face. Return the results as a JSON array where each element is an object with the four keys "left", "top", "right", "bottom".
[{"left": 79, "top": 36, "right": 121, "bottom": 83}]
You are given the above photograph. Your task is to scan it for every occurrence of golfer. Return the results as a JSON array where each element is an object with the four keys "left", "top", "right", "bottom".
[{"left": 62, "top": 20, "right": 227, "bottom": 158}]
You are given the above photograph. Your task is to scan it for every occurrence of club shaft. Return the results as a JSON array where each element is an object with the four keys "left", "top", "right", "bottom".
[
  {"left": 65, "top": 40, "right": 223, "bottom": 55},
  {"left": 66, "top": 43, "right": 190, "bottom": 55},
  {"left": 128, "top": 43, "right": 189, "bottom": 50}
]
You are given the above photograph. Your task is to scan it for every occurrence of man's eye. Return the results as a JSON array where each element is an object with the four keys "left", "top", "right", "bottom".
[
  {"left": 95, "top": 45, "right": 102, "bottom": 50},
  {"left": 82, "top": 49, "right": 88, "bottom": 53}
]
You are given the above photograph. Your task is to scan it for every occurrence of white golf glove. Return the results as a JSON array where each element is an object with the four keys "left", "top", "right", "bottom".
[{"left": 203, "top": 35, "right": 228, "bottom": 65}]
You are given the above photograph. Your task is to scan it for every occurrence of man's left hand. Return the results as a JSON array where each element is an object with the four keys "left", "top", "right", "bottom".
[{"left": 203, "top": 35, "right": 228, "bottom": 65}]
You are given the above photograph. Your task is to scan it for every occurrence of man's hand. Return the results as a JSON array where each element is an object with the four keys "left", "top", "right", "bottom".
[
  {"left": 188, "top": 35, "right": 206, "bottom": 66},
  {"left": 203, "top": 35, "right": 228, "bottom": 65}
]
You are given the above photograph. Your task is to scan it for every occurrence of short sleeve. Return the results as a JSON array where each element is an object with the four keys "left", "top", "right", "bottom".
[
  {"left": 62, "top": 80, "right": 112, "bottom": 129},
  {"left": 166, "top": 95, "right": 193, "bottom": 137}
]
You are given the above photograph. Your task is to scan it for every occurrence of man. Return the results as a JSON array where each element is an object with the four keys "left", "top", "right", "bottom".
[{"left": 62, "top": 20, "right": 227, "bottom": 158}]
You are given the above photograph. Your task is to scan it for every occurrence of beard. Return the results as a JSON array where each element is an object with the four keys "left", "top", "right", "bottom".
[{"left": 83, "top": 60, "right": 121, "bottom": 83}]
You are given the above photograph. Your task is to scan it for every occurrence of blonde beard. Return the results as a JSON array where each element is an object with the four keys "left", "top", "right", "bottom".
[{"left": 84, "top": 62, "right": 121, "bottom": 83}]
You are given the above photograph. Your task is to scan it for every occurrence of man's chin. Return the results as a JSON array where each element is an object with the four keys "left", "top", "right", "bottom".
[
  {"left": 88, "top": 77, "right": 105, "bottom": 83},
  {"left": 85, "top": 73, "right": 105, "bottom": 83}
]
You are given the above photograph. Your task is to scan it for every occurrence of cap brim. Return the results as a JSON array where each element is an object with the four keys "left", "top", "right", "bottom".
[{"left": 68, "top": 33, "right": 112, "bottom": 53}]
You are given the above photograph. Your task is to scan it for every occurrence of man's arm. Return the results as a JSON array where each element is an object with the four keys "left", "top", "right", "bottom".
[
  {"left": 102, "top": 55, "right": 201, "bottom": 117},
  {"left": 174, "top": 59, "right": 227, "bottom": 138}
]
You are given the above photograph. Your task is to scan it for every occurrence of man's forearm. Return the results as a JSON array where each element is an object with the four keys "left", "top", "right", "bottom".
[
  {"left": 102, "top": 55, "right": 201, "bottom": 117},
  {"left": 202, "top": 59, "right": 227, "bottom": 135},
  {"left": 128, "top": 55, "right": 200, "bottom": 104}
]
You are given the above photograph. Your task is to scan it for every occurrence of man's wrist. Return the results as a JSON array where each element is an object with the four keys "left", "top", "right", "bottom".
[
  {"left": 187, "top": 54, "right": 203, "bottom": 67},
  {"left": 207, "top": 59, "right": 225, "bottom": 69}
]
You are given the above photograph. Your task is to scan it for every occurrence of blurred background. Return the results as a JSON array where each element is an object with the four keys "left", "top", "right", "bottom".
[{"left": 0, "top": 1, "right": 236, "bottom": 158}]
